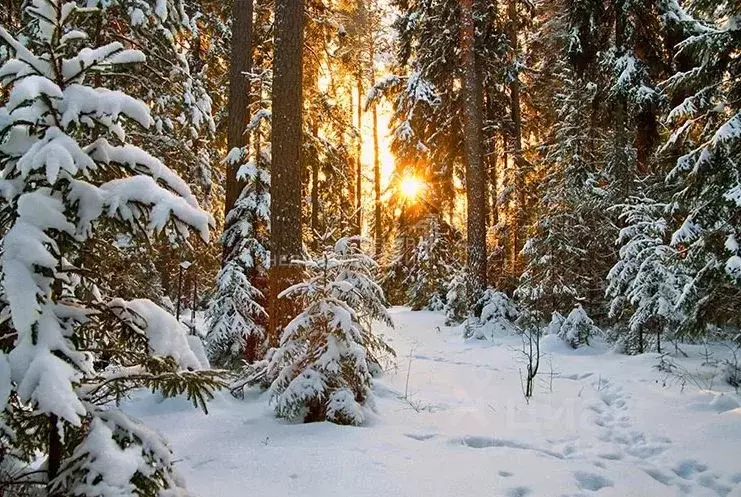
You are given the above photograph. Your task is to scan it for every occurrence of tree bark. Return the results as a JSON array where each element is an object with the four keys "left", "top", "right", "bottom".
[
  {"left": 484, "top": 89, "right": 499, "bottom": 229},
  {"left": 461, "top": 0, "right": 488, "bottom": 298},
  {"left": 225, "top": 0, "right": 254, "bottom": 220},
  {"left": 613, "top": 0, "right": 631, "bottom": 196},
  {"left": 507, "top": 0, "right": 524, "bottom": 274},
  {"left": 356, "top": 78, "right": 364, "bottom": 235},
  {"left": 310, "top": 119, "right": 320, "bottom": 248},
  {"left": 369, "top": 38, "right": 383, "bottom": 257},
  {"left": 269, "top": 0, "right": 305, "bottom": 345}
]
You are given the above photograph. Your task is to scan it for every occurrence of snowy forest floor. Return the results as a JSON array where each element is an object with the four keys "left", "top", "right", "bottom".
[{"left": 125, "top": 308, "right": 741, "bottom": 497}]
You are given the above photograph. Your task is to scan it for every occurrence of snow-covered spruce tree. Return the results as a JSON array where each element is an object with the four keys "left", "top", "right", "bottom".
[
  {"left": 545, "top": 310, "right": 565, "bottom": 336},
  {"left": 558, "top": 304, "right": 601, "bottom": 348},
  {"left": 332, "top": 236, "right": 396, "bottom": 373},
  {"left": 516, "top": 68, "right": 612, "bottom": 319},
  {"left": 77, "top": 0, "right": 220, "bottom": 305},
  {"left": 0, "top": 2, "right": 222, "bottom": 494},
  {"left": 606, "top": 197, "right": 687, "bottom": 354},
  {"left": 267, "top": 237, "right": 394, "bottom": 425},
  {"left": 87, "top": 0, "right": 217, "bottom": 192},
  {"left": 206, "top": 141, "right": 271, "bottom": 368},
  {"left": 444, "top": 268, "right": 469, "bottom": 325},
  {"left": 601, "top": 0, "right": 669, "bottom": 198},
  {"left": 405, "top": 219, "right": 458, "bottom": 311},
  {"left": 466, "top": 289, "right": 519, "bottom": 339},
  {"left": 659, "top": 0, "right": 741, "bottom": 336}
]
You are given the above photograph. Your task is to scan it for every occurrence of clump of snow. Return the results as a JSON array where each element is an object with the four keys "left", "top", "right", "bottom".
[{"left": 109, "top": 298, "right": 203, "bottom": 370}]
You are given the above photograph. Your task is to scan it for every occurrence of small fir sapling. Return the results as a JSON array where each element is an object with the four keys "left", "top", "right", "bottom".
[
  {"left": 558, "top": 305, "right": 601, "bottom": 348},
  {"left": 267, "top": 236, "right": 394, "bottom": 425}
]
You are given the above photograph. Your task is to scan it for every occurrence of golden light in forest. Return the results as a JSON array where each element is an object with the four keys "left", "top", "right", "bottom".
[{"left": 399, "top": 174, "right": 425, "bottom": 203}]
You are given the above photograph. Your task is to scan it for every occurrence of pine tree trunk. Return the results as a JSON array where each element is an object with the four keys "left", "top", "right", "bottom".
[
  {"left": 369, "top": 39, "right": 383, "bottom": 257},
  {"left": 484, "top": 89, "right": 499, "bottom": 229},
  {"left": 310, "top": 120, "right": 320, "bottom": 247},
  {"left": 507, "top": 0, "right": 524, "bottom": 275},
  {"left": 225, "top": 0, "right": 254, "bottom": 223},
  {"left": 269, "top": 0, "right": 304, "bottom": 345},
  {"left": 461, "top": 0, "right": 488, "bottom": 298},
  {"left": 613, "top": 0, "right": 631, "bottom": 196},
  {"left": 347, "top": 108, "right": 358, "bottom": 236},
  {"left": 356, "top": 77, "right": 364, "bottom": 235},
  {"left": 307, "top": 55, "right": 320, "bottom": 246}
]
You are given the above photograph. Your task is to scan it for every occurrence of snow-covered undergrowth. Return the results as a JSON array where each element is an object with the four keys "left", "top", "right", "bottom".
[{"left": 125, "top": 308, "right": 741, "bottom": 497}]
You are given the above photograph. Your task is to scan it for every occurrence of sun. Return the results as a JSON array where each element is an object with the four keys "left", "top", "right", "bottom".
[{"left": 399, "top": 175, "right": 425, "bottom": 202}]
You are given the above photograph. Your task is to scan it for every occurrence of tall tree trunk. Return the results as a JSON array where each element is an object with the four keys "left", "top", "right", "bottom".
[
  {"left": 225, "top": 0, "right": 254, "bottom": 225},
  {"left": 310, "top": 119, "right": 320, "bottom": 248},
  {"left": 507, "top": 0, "right": 524, "bottom": 274},
  {"left": 613, "top": 0, "right": 631, "bottom": 196},
  {"left": 484, "top": 89, "right": 499, "bottom": 229},
  {"left": 307, "top": 61, "right": 320, "bottom": 247},
  {"left": 356, "top": 78, "right": 364, "bottom": 235},
  {"left": 372, "top": 102, "right": 382, "bottom": 256},
  {"left": 269, "top": 0, "right": 304, "bottom": 345},
  {"left": 347, "top": 90, "right": 358, "bottom": 236},
  {"left": 461, "top": 0, "right": 488, "bottom": 299},
  {"left": 369, "top": 38, "right": 383, "bottom": 257}
]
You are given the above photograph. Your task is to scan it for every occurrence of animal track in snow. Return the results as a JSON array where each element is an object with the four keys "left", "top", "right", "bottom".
[
  {"left": 404, "top": 432, "right": 437, "bottom": 441},
  {"left": 587, "top": 376, "right": 732, "bottom": 497},
  {"left": 588, "top": 377, "right": 671, "bottom": 461},
  {"left": 458, "top": 436, "right": 565, "bottom": 460},
  {"left": 573, "top": 471, "right": 614, "bottom": 492},
  {"left": 506, "top": 486, "right": 531, "bottom": 497}
]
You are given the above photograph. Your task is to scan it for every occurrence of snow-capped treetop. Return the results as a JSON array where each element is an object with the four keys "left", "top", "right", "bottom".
[
  {"left": 480, "top": 290, "right": 520, "bottom": 326},
  {"left": 558, "top": 304, "right": 600, "bottom": 348}
]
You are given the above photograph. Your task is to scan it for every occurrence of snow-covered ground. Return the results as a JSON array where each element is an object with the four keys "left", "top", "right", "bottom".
[{"left": 125, "top": 308, "right": 741, "bottom": 497}]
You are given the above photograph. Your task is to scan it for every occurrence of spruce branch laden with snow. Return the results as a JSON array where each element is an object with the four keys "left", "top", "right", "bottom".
[{"left": 0, "top": 1, "right": 223, "bottom": 495}]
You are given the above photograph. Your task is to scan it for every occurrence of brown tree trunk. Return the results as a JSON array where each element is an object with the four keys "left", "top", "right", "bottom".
[
  {"left": 461, "top": 0, "right": 488, "bottom": 299},
  {"left": 225, "top": 0, "right": 254, "bottom": 217},
  {"left": 356, "top": 78, "right": 364, "bottom": 235},
  {"left": 613, "top": 0, "right": 631, "bottom": 196},
  {"left": 507, "top": 0, "right": 524, "bottom": 274},
  {"left": 484, "top": 89, "right": 499, "bottom": 229},
  {"left": 347, "top": 94, "right": 358, "bottom": 236},
  {"left": 269, "top": 0, "right": 305, "bottom": 345},
  {"left": 310, "top": 119, "right": 320, "bottom": 248},
  {"left": 369, "top": 38, "right": 383, "bottom": 257}
]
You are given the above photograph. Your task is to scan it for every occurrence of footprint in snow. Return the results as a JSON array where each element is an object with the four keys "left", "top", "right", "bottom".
[
  {"left": 562, "top": 372, "right": 595, "bottom": 381},
  {"left": 404, "top": 433, "right": 436, "bottom": 441},
  {"left": 458, "top": 436, "right": 564, "bottom": 459},
  {"left": 672, "top": 459, "right": 709, "bottom": 480},
  {"left": 643, "top": 467, "right": 674, "bottom": 486},
  {"left": 697, "top": 473, "right": 731, "bottom": 497},
  {"left": 597, "top": 452, "right": 622, "bottom": 461},
  {"left": 506, "top": 487, "right": 531, "bottom": 497},
  {"left": 573, "top": 471, "right": 614, "bottom": 492}
]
